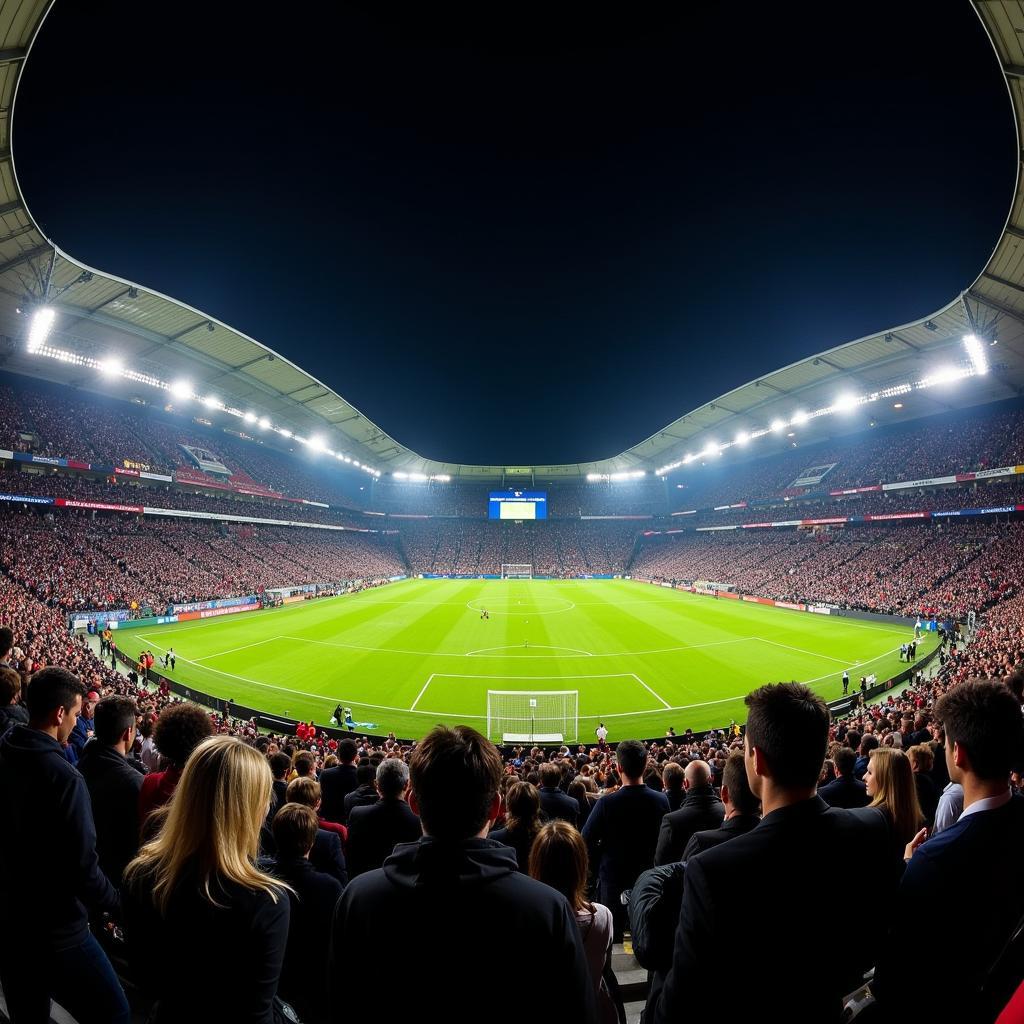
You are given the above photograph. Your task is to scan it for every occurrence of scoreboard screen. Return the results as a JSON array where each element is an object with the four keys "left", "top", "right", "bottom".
[{"left": 488, "top": 490, "right": 548, "bottom": 520}]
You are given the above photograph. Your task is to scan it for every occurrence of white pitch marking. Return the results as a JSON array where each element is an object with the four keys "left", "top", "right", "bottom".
[
  {"left": 410, "top": 674, "right": 436, "bottom": 711},
  {"left": 193, "top": 637, "right": 279, "bottom": 662},
  {"left": 753, "top": 637, "right": 851, "bottom": 665},
  {"left": 630, "top": 672, "right": 672, "bottom": 709},
  {"left": 465, "top": 644, "right": 593, "bottom": 657}
]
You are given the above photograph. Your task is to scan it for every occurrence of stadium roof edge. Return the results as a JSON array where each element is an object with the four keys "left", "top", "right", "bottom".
[{"left": 0, "top": 2, "right": 1023, "bottom": 481}]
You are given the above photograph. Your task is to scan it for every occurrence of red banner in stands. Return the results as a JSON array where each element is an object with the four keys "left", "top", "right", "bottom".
[
  {"left": 114, "top": 467, "right": 140, "bottom": 478},
  {"left": 174, "top": 468, "right": 233, "bottom": 491},
  {"left": 66, "top": 460, "right": 92, "bottom": 471},
  {"left": 799, "top": 517, "right": 848, "bottom": 526},
  {"left": 55, "top": 499, "right": 144, "bottom": 513},
  {"left": 717, "top": 589, "right": 740, "bottom": 599}
]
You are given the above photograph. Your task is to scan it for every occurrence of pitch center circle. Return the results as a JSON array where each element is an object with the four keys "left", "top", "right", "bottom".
[{"left": 465, "top": 596, "right": 575, "bottom": 615}]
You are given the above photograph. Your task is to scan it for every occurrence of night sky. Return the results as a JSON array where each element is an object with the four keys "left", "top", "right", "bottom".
[{"left": 13, "top": 2, "right": 1015, "bottom": 465}]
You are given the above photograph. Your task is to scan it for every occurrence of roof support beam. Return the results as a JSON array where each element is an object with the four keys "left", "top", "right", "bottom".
[
  {"left": 0, "top": 49, "right": 25, "bottom": 64},
  {"left": 0, "top": 199, "right": 25, "bottom": 218},
  {"left": 0, "top": 243, "right": 52, "bottom": 276},
  {"left": 981, "top": 271, "right": 1024, "bottom": 297},
  {"left": 967, "top": 289, "right": 1024, "bottom": 327}
]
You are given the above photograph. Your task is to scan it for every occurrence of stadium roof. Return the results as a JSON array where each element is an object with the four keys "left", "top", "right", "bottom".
[{"left": 0, "top": 1, "right": 1023, "bottom": 481}]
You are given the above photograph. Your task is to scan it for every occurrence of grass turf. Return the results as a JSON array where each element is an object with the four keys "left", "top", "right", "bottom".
[{"left": 119, "top": 578, "right": 935, "bottom": 741}]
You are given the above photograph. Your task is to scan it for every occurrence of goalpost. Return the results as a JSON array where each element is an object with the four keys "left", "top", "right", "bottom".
[
  {"left": 501, "top": 563, "right": 533, "bottom": 579},
  {"left": 487, "top": 690, "right": 578, "bottom": 744}
]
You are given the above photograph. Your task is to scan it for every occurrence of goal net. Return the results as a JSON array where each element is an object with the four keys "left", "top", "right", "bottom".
[
  {"left": 501, "top": 563, "right": 533, "bottom": 579},
  {"left": 487, "top": 690, "right": 578, "bottom": 744}
]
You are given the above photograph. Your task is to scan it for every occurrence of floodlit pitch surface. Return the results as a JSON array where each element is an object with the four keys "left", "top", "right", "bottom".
[{"left": 122, "top": 578, "right": 935, "bottom": 740}]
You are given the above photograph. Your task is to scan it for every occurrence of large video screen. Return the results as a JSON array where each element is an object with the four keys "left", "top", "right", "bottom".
[{"left": 488, "top": 490, "right": 548, "bottom": 520}]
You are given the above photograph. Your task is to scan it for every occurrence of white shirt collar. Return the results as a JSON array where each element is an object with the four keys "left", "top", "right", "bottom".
[{"left": 960, "top": 789, "right": 1012, "bottom": 820}]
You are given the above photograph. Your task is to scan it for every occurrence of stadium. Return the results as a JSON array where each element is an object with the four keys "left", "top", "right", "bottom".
[{"left": 1, "top": 3, "right": 1023, "bottom": 1024}]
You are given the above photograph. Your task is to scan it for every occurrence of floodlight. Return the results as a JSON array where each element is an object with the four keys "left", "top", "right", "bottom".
[
  {"left": 683, "top": 453, "right": 695, "bottom": 464},
  {"left": 791, "top": 410, "right": 808, "bottom": 426},
  {"left": 99, "top": 357, "right": 124, "bottom": 377},
  {"left": 701, "top": 442, "right": 718, "bottom": 458},
  {"left": 258, "top": 416, "right": 271, "bottom": 430},
  {"left": 202, "top": 394, "right": 221, "bottom": 409},
  {"left": 309, "top": 435, "right": 327, "bottom": 452},
  {"left": 770, "top": 418, "right": 786, "bottom": 432},
  {"left": 27, "top": 307, "right": 56, "bottom": 353},
  {"left": 962, "top": 334, "right": 989, "bottom": 376},
  {"left": 735, "top": 431, "right": 749, "bottom": 445},
  {"left": 832, "top": 393, "right": 858, "bottom": 413},
  {"left": 243, "top": 411, "right": 257, "bottom": 424},
  {"left": 170, "top": 379, "right": 193, "bottom": 400},
  {"left": 920, "top": 366, "right": 963, "bottom": 389},
  {"left": 279, "top": 428, "right": 293, "bottom": 439}
]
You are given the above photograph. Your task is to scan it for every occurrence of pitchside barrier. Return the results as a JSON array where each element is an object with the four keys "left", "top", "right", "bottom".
[{"left": 113, "top": 637, "right": 940, "bottom": 748}]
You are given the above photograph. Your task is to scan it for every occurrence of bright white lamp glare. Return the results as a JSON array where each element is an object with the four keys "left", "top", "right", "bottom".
[
  {"left": 791, "top": 410, "right": 808, "bottom": 426},
  {"left": 309, "top": 435, "right": 327, "bottom": 452},
  {"left": 27, "top": 307, "right": 56, "bottom": 353},
  {"left": 770, "top": 418, "right": 786, "bottom": 432},
  {"left": 169, "top": 379, "right": 193, "bottom": 400},
  {"left": 202, "top": 394, "right": 221, "bottom": 409},
  {"left": 962, "top": 334, "right": 989, "bottom": 376},
  {"left": 833, "top": 393, "right": 858, "bottom": 413},
  {"left": 257, "top": 416, "right": 270, "bottom": 430},
  {"left": 735, "top": 431, "right": 750, "bottom": 445},
  {"left": 243, "top": 411, "right": 257, "bottom": 424},
  {"left": 99, "top": 357, "right": 124, "bottom": 377},
  {"left": 702, "top": 442, "right": 718, "bottom": 458}
]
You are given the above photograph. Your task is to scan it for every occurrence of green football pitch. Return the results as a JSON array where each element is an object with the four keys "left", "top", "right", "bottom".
[{"left": 119, "top": 578, "right": 934, "bottom": 741}]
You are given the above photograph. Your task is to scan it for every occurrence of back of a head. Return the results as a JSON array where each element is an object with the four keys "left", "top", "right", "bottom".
[
  {"left": 293, "top": 751, "right": 315, "bottom": 777},
  {"left": 153, "top": 703, "right": 215, "bottom": 769},
  {"left": 615, "top": 739, "right": 647, "bottom": 781},
  {"left": 833, "top": 747, "right": 857, "bottom": 778},
  {"left": 376, "top": 757, "right": 409, "bottom": 799},
  {"left": 272, "top": 803, "right": 319, "bottom": 860},
  {"left": 505, "top": 781, "right": 541, "bottom": 835},
  {"left": 338, "top": 739, "right": 357, "bottom": 764},
  {"left": 409, "top": 725, "right": 502, "bottom": 840},
  {"left": 269, "top": 751, "right": 292, "bottom": 780},
  {"left": 744, "top": 682, "right": 830, "bottom": 790},
  {"left": 94, "top": 695, "right": 138, "bottom": 746},
  {"left": 286, "top": 775, "right": 321, "bottom": 808},
  {"left": 860, "top": 733, "right": 880, "bottom": 757},
  {"left": 907, "top": 743, "right": 933, "bottom": 773},
  {"left": 684, "top": 759, "right": 711, "bottom": 788},
  {"left": 539, "top": 762, "right": 561, "bottom": 789},
  {"left": 0, "top": 666, "right": 21, "bottom": 707},
  {"left": 0, "top": 626, "right": 12, "bottom": 660},
  {"left": 356, "top": 762, "right": 375, "bottom": 787},
  {"left": 528, "top": 820, "right": 589, "bottom": 913},
  {"left": 722, "top": 751, "right": 759, "bottom": 816},
  {"left": 662, "top": 761, "right": 684, "bottom": 792},
  {"left": 25, "top": 666, "right": 86, "bottom": 724},
  {"left": 126, "top": 735, "right": 278, "bottom": 913},
  {"left": 935, "top": 679, "right": 1024, "bottom": 782}
]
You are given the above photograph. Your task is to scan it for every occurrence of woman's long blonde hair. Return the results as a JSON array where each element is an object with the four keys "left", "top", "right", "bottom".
[
  {"left": 125, "top": 735, "right": 286, "bottom": 914},
  {"left": 867, "top": 747, "right": 924, "bottom": 847}
]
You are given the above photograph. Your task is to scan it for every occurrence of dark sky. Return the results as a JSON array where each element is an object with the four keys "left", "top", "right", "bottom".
[{"left": 13, "top": 2, "right": 1016, "bottom": 465}]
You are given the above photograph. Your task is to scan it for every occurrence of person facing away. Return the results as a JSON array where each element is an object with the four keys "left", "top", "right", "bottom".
[
  {"left": 331, "top": 725, "right": 597, "bottom": 1023},
  {"left": 0, "top": 667, "right": 130, "bottom": 1024},
  {"left": 873, "top": 680, "right": 1024, "bottom": 1022},
  {"left": 488, "top": 780, "right": 544, "bottom": 873},
  {"left": 653, "top": 683, "right": 894, "bottom": 1024},
  {"left": 319, "top": 737, "right": 359, "bottom": 823},
  {"left": 654, "top": 759, "right": 724, "bottom": 865},
  {"left": 538, "top": 760, "right": 581, "bottom": 826},
  {"left": 582, "top": 739, "right": 670, "bottom": 939},
  {"left": 818, "top": 746, "right": 870, "bottom": 808},
  {"left": 270, "top": 803, "right": 343, "bottom": 1024},
  {"left": 530, "top": 821, "right": 617, "bottom": 1024},
  {"left": 123, "top": 735, "right": 291, "bottom": 1024},
  {"left": 345, "top": 757, "right": 421, "bottom": 878}
]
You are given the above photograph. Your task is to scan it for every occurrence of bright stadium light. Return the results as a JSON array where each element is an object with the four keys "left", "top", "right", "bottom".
[
  {"left": 683, "top": 453, "right": 695, "bottom": 464},
  {"left": 202, "top": 394, "right": 221, "bottom": 409},
  {"left": 169, "top": 379, "right": 193, "bottom": 400},
  {"left": 27, "top": 307, "right": 56, "bottom": 353},
  {"left": 701, "top": 442, "right": 718, "bottom": 458},
  {"left": 309, "top": 435, "right": 327, "bottom": 452},
  {"left": 279, "top": 428, "right": 293, "bottom": 439},
  {"left": 735, "top": 430, "right": 750, "bottom": 446},
  {"left": 258, "top": 416, "right": 271, "bottom": 430},
  {"left": 919, "top": 366, "right": 965, "bottom": 389},
  {"left": 770, "top": 418, "right": 786, "bottom": 432},
  {"left": 963, "top": 334, "right": 989, "bottom": 375},
  {"left": 99, "top": 357, "right": 124, "bottom": 377},
  {"left": 832, "top": 393, "right": 858, "bottom": 413},
  {"left": 791, "top": 410, "right": 808, "bottom": 426},
  {"left": 243, "top": 411, "right": 257, "bottom": 424}
]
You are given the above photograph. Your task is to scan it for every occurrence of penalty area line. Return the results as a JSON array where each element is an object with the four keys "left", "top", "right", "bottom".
[{"left": 410, "top": 674, "right": 435, "bottom": 711}]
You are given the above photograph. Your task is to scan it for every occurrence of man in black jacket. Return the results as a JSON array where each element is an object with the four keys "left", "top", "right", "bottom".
[
  {"left": 319, "top": 738, "right": 358, "bottom": 823},
  {"left": 818, "top": 747, "right": 869, "bottom": 809},
  {"left": 78, "top": 695, "right": 144, "bottom": 884},
  {"left": 681, "top": 750, "right": 761, "bottom": 859},
  {"left": 653, "top": 683, "right": 894, "bottom": 1024},
  {"left": 272, "top": 804, "right": 343, "bottom": 1024},
  {"left": 331, "top": 725, "right": 596, "bottom": 1023},
  {"left": 654, "top": 759, "right": 724, "bottom": 865},
  {"left": 346, "top": 757, "right": 421, "bottom": 877},
  {"left": 538, "top": 761, "right": 580, "bottom": 826},
  {"left": 342, "top": 762, "right": 379, "bottom": 821},
  {"left": 0, "top": 667, "right": 130, "bottom": 1023}
]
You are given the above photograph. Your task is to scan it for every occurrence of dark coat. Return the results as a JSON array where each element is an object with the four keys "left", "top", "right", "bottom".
[
  {"left": 77, "top": 739, "right": 144, "bottom": 884},
  {"left": 818, "top": 772, "right": 870, "bottom": 809},
  {"left": 680, "top": 813, "right": 761, "bottom": 861},
  {"left": 0, "top": 725, "right": 119, "bottom": 949},
  {"left": 0, "top": 703, "right": 28, "bottom": 739},
  {"left": 319, "top": 763, "right": 358, "bottom": 824},
  {"left": 487, "top": 825, "right": 538, "bottom": 874},
  {"left": 310, "top": 827, "right": 349, "bottom": 887},
  {"left": 654, "top": 785, "right": 725, "bottom": 866},
  {"left": 271, "top": 856, "right": 343, "bottom": 1024},
  {"left": 342, "top": 783, "right": 378, "bottom": 822},
  {"left": 123, "top": 867, "right": 289, "bottom": 1024},
  {"left": 913, "top": 771, "right": 940, "bottom": 827},
  {"left": 331, "top": 838, "right": 597, "bottom": 1024},
  {"left": 346, "top": 797, "right": 421, "bottom": 878},
  {"left": 539, "top": 785, "right": 581, "bottom": 827},
  {"left": 652, "top": 799, "right": 894, "bottom": 1024},
  {"left": 664, "top": 787, "right": 685, "bottom": 813}
]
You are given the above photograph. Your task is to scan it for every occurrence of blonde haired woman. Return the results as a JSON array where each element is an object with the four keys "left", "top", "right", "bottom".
[
  {"left": 864, "top": 747, "right": 925, "bottom": 852},
  {"left": 124, "top": 735, "right": 290, "bottom": 1023},
  {"left": 529, "top": 821, "right": 617, "bottom": 1024}
]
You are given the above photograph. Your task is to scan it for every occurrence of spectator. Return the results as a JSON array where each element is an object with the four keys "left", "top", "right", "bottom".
[
  {"left": 281, "top": 776, "right": 349, "bottom": 886},
  {"left": 862, "top": 747, "right": 924, "bottom": 854},
  {"left": 854, "top": 733, "right": 879, "bottom": 780},
  {"left": 77, "top": 694, "right": 144, "bottom": 884},
  {"left": 539, "top": 760, "right": 581, "bottom": 826},
  {"left": 0, "top": 665, "right": 28, "bottom": 737},
  {"left": 934, "top": 778, "right": 965, "bottom": 836},
  {"left": 582, "top": 739, "right": 670, "bottom": 940},
  {"left": 270, "top": 804, "right": 342, "bottom": 1024},
  {"left": 346, "top": 757, "right": 421, "bottom": 878},
  {"left": 661, "top": 761, "right": 685, "bottom": 812},
  {"left": 489, "top": 781, "right": 544, "bottom": 874},
  {"left": 654, "top": 759, "right": 724, "bottom": 865},
  {"left": 873, "top": 681, "right": 1024, "bottom": 1020},
  {"left": 818, "top": 746, "right": 870, "bottom": 809},
  {"left": 681, "top": 750, "right": 761, "bottom": 860},
  {"left": 331, "top": 725, "right": 596, "bottom": 1022},
  {"left": 653, "top": 683, "right": 893, "bottom": 1024},
  {"left": 0, "top": 667, "right": 129, "bottom": 1024},
  {"left": 342, "top": 761, "right": 378, "bottom": 821},
  {"left": 269, "top": 750, "right": 292, "bottom": 812},
  {"left": 123, "top": 736, "right": 290, "bottom": 1023},
  {"left": 138, "top": 702, "right": 215, "bottom": 826},
  {"left": 907, "top": 743, "right": 940, "bottom": 827},
  {"left": 530, "top": 821, "right": 616, "bottom": 1024},
  {"left": 320, "top": 738, "right": 358, "bottom": 823}
]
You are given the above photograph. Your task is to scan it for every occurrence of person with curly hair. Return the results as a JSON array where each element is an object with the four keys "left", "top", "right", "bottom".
[{"left": 138, "top": 702, "right": 214, "bottom": 826}]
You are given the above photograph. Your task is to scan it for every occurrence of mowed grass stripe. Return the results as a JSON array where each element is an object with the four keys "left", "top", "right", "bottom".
[{"left": 124, "top": 579, "right": 934, "bottom": 740}]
